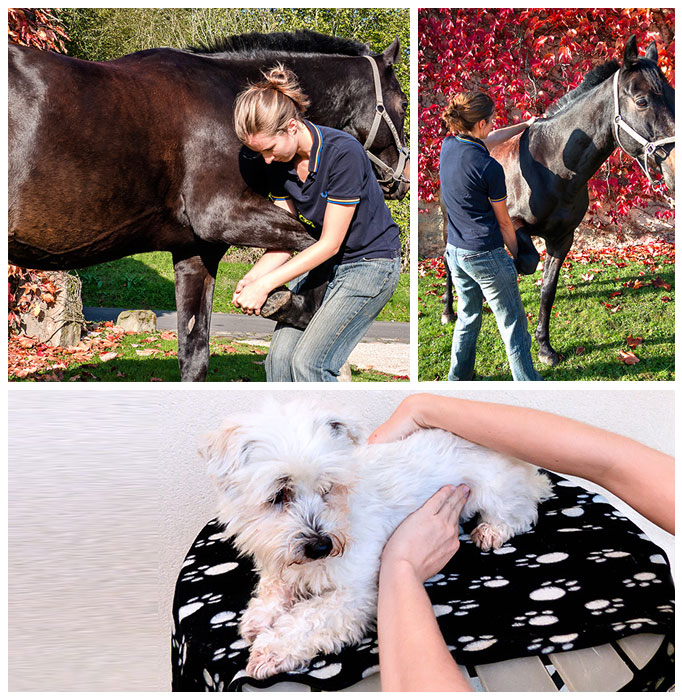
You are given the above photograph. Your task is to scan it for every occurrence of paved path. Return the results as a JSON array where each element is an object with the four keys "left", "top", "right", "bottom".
[{"left": 83, "top": 307, "right": 410, "bottom": 376}]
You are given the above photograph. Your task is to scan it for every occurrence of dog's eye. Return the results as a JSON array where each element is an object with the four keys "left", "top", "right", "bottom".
[
  {"left": 320, "top": 485, "right": 332, "bottom": 498},
  {"left": 328, "top": 420, "right": 344, "bottom": 433},
  {"left": 270, "top": 486, "right": 293, "bottom": 508}
]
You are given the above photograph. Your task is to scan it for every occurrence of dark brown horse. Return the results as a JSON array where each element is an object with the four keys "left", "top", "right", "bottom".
[
  {"left": 9, "top": 30, "right": 409, "bottom": 380},
  {"left": 441, "top": 36, "right": 674, "bottom": 366}
]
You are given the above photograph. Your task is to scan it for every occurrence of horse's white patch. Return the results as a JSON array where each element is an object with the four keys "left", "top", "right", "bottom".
[{"left": 188, "top": 315, "right": 195, "bottom": 333}]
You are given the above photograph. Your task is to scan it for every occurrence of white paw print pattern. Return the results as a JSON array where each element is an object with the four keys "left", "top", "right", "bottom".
[
  {"left": 468, "top": 575, "right": 510, "bottom": 590},
  {"left": 425, "top": 573, "right": 449, "bottom": 587},
  {"left": 657, "top": 603, "right": 673, "bottom": 615},
  {"left": 511, "top": 610, "right": 559, "bottom": 627},
  {"left": 457, "top": 635, "right": 498, "bottom": 652},
  {"left": 309, "top": 661, "right": 342, "bottom": 679},
  {"left": 181, "top": 561, "right": 239, "bottom": 584},
  {"left": 514, "top": 553, "right": 540, "bottom": 568},
  {"left": 584, "top": 597, "right": 625, "bottom": 615},
  {"left": 355, "top": 637, "right": 377, "bottom": 653},
  {"left": 605, "top": 509, "right": 630, "bottom": 523},
  {"left": 586, "top": 548, "right": 631, "bottom": 563},
  {"left": 623, "top": 571, "right": 662, "bottom": 588},
  {"left": 210, "top": 610, "right": 238, "bottom": 628},
  {"left": 529, "top": 578, "right": 580, "bottom": 601},
  {"left": 445, "top": 598, "right": 480, "bottom": 616},
  {"left": 527, "top": 632, "right": 579, "bottom": 654},
  {"left": 178, "top": 592, "right": 224, "bottom": 621},
  {"left": 203, "top": 668, "right": 224, "bottom": 691},
  {"left": 611, "top": 617, "right": 656, "bottom": 632}
]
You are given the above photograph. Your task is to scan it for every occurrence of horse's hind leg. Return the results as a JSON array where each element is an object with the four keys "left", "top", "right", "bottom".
[
  {"left": 173, "top": 243, "right": 225, "bottom": 381},
  {"left": 260, "top": 260, "right": 334, "bottom": 330},
  {"left": 535, "top": 233, "right": 573, "bottom": 366}
]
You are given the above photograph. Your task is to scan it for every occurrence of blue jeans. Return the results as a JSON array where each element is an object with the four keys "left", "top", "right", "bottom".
[
  {"left": 266, "top": 256, "right": 400, "bottom": 382},
  {"left": 445, "top": 244, "right": 542, "bottom": 381}
]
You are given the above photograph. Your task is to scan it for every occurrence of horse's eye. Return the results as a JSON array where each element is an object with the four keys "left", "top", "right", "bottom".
[
  {"left": 400, "top": 100, "right": 408, "bottom": 113},
  {"left": 635, "top": 97, "right": 649, "bottom": 109}
]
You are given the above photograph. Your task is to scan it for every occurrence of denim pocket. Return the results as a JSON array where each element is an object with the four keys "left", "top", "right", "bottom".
[{"left": 459, "top": 249, "right": 500, "bottom": 282}]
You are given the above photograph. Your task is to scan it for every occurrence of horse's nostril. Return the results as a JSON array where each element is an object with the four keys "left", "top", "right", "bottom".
[{"left": 304, "top": 536, "right": 333, "bottom": 560}]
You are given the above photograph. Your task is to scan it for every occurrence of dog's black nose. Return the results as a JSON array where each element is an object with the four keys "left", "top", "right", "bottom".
[{"left": 304, "top": 536, "right": 333, "bottom": 560}]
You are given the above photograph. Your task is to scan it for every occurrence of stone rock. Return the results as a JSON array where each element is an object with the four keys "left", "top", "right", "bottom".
[
  {"left": 338, "top": 361, "right": 352, "bottom": 382},
  {"left": 20, "top": 271, "right": 84, "bottom": 347},
  {"left": 418, "top": 199, "right": 445, "bottom": 259},
  {"left": 116, "top": 310, "right": 157, "bottom": 333}
]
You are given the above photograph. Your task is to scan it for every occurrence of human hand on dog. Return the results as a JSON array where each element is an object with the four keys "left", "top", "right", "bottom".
[
  {"left": 368, "top": 394, "right": 434, "bottom": 444},
  {"left": 381, "top": 484, "right": 470, "bottom": 583}
]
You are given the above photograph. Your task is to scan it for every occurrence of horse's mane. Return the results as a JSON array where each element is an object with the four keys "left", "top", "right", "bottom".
[
  {"left": 186, "top": 29, "right": 370, "bottom": 57},
  {"left": 544, "top": 56, "right": 667, "bottom": 119},
  {"left": 544, "top": 60, "right": 619, "bottom": 119}
]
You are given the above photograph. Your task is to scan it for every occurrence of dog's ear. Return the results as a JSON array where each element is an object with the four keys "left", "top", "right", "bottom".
[
  {"left": 324, "top": 416, "right": 366, "bottom": 445},
  {"left": 199, "top": 420, "right": 250, "bottom": 484}
]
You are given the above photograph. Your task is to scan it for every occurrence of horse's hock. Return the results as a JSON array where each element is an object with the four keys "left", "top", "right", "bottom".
[{"left": 20, "top": 271, "right": 84, "bottom": 347}]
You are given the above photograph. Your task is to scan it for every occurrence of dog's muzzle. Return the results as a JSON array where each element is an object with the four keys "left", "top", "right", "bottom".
[{"left": 303, "top": 535, "right": 333, "bottom": 560}]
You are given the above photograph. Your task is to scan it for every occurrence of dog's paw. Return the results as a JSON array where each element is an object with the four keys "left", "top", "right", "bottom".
[
  {"left": 246, "top": 640, "right": 306, "bottom": 679},
  {"left": 239, "top": 608, "right": 275, "bottom": 643},
  {"left": 471, "top": 522, "right": 513, "bottom": 551}
]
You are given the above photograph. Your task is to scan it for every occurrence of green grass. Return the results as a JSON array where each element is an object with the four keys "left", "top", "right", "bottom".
[
  {"left": 9, "top": 331, "right": 408, "bottom": 383},
  {"left": 75, "top": 252, "right": 409, "bottom": 323},
  {"left": 419, "top": 257, "right": 674, "bottom": 381}
]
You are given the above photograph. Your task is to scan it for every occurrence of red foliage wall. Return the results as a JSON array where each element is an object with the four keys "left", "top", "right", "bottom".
[{"left": 418, "top": 8, "right": 674, "bottom": 225}]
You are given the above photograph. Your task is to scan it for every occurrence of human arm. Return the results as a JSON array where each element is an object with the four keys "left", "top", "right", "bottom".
[
  {"left": 232, "top": 201, "right": 355, "bottom": 314},
  {"left": 490, "top": 199, "right": 518, "bottom": 258},
  {"left": 368, "top": 394, "right": 674, "bottom": 534},
  {"left": 378, "top": 485, "right": 472, "bottom": 692},
  {"left": 483, "top": 116, "right": 536, "bottom": 149}
]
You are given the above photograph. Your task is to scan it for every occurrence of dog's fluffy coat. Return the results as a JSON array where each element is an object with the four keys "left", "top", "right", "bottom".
[{"left": 201, "top": 400, "right": 553, "bottom": 679}]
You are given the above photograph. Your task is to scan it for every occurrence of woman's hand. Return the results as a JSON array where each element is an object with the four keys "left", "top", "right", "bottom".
[
  {"left": 368, "top": 394, "right": 434, "bottom": 444},
  {"left": 232, "top": 278, "right": 271, "bottom": 315},
  {"left": 381, "top": 484, "right": 470, "bottom": 582}
]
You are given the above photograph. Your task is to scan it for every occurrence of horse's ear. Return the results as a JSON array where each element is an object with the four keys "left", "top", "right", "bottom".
[
  {"left": 644, "top": 41, "right": 659, "bottom": 64},
  {"left": 623, "top": 35, "right": 639, "bottom": 66},
  {"left": 382, "top": 36, "right": 401, "bottom": 66}
]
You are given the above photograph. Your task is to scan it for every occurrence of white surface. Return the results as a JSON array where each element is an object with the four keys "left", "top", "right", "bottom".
[{"left": 8, "top": 388, "right": 675, "bottom": 691}]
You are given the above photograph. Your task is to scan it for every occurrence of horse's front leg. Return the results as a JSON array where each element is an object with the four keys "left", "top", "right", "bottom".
[
  {"left": 260, "top": 259, "right": 334, "bottom": 330},
  {"left": 172, "top": 244, "right": 226, "bottom": 382},
  {"left": 535, "top": 233, "right": 574, "bottom": 366}
]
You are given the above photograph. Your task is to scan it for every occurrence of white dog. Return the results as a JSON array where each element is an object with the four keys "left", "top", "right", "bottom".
[{"left": 200, "top": 400, "right": 553, "bottom": 679}]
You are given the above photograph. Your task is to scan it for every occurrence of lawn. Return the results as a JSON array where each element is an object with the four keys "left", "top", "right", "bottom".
[
  {"left": 75, "top": 252, "right": 409, "bottom": 323},
  {"left": 8, "top": 326, "right": 409, "bottom": 382},
  {"left": 418, "top": 243, "right": 674, "bottom": 381}
]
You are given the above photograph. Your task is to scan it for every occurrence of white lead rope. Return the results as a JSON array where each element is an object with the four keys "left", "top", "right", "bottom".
[{"left": 612, "top": 70, "right": 675, "bottom": 187}]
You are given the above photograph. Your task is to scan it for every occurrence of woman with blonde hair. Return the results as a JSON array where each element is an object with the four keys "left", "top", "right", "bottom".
[
  {"left": 232, "top": 65, "right": 402, "bottom": 382},
  {"left": 440, "top": 91, "right": 542, "bottom": 381}
]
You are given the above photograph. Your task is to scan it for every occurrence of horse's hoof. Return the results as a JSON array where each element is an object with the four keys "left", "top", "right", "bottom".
[
  {"left": 538, "top": 349, "right": 561, "bottom": 366},
  {"left": 441, "top": 313, "right": 456, "bottom": 325},
  {"left": 260, "top": 288, "right": 292, "bottom": 318}
]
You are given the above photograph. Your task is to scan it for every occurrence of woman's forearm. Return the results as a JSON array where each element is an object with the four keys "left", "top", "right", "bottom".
[
  {"left": 378, "top": 560, "right": 471, "bottom": 692},
  {"left": 258, "top": 238, "right": 339, "bottom": 291},
  {"left": 245, "top": 250, "right": 292, "bottom": 281},
  {"left": 484, "top": 118, "right": 534, "bottom": 148},
  {"left": 409, "top": 395, "right": 674, "bottom": 534}
]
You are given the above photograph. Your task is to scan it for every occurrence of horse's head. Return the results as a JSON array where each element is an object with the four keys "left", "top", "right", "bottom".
[
  {"left": 350, "top": 38, "right": 410, "bottom": 200},
  {"left": 615, "top": 35, "right": 675, "bottom": 193}
]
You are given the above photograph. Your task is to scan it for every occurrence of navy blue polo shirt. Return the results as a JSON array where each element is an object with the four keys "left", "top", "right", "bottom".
[
  {"left": 266, "top": 121, "right": 400, "bottom": 264},
  {"left": 440, "top": 134, "right": 507, "bottom": 251}
]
